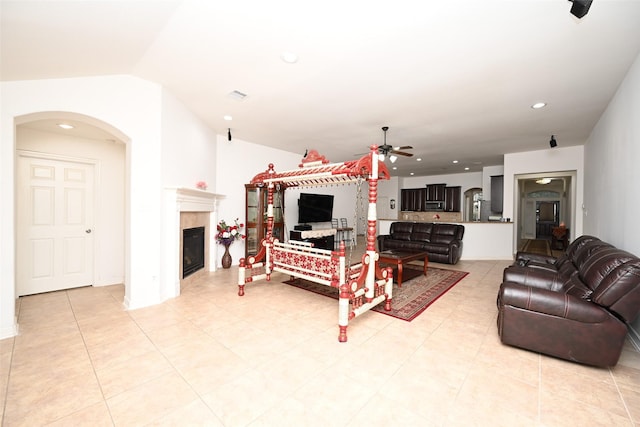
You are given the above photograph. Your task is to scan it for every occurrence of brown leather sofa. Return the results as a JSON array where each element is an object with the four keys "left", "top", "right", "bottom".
[
  {"left": 377, "top": 222, "right": 464, "bottom": 264},
  {"left": 497, "top": 236, "right": 640, "bottom": 367}
]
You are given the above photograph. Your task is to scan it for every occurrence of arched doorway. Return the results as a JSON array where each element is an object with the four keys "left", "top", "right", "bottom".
[
  {"left": 15, "top": 112, "right": 128, "bottom": 296},
  {"left": 463, "top": 187, "right": 483, "bottom": 222}
]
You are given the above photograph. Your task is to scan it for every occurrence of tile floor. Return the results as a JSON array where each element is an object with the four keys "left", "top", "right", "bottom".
[{"left": 1, "top": 256, "right": 639, "bottom": 426}]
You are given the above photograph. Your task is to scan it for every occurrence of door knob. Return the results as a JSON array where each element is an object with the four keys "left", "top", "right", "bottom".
[{"left": 85, "top": 229, "right": 92, "bottom": 234}]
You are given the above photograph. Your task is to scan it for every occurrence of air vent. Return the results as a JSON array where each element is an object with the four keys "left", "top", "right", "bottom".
[{"left": 228, "top": 90, "right": 248, "bottom": 101}]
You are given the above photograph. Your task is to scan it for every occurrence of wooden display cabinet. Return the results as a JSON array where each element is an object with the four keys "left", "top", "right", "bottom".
[{"left": 244, "top": 183, "right": 285, "bottom": 259}]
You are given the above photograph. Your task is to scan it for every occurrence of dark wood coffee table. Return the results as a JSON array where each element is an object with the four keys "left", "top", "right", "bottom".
[{"left": 378, "top": 250, "right": 429, "bottom": 287}]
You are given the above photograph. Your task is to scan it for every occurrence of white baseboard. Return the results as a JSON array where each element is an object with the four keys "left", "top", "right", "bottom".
[{"left": 0, "top": 321, "right": 18, "bottom": 339}]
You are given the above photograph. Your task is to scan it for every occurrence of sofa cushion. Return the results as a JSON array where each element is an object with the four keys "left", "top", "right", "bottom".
[
  {"left": 430, "top": 223, "right": 464, "bottom": 245},
  {"left": 390, "top": 222, "right": 414, "bottom": 241},
  {"left": 411, "top": 223, "right": 433, "bottom": 243},
  {"left": 383, "top": 239, "right": 425, "bottom": 251}
]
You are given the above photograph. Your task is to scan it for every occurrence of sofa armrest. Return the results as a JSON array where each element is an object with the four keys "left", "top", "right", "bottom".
[
  {"left": 377, "top": 235, "right": 390, "bottom": 252},
  {"left": 447, "top": 239, "right": 463, "bottom": 264},
  {"left": 498, "top": 282, "right": 610, "bottom": 323},
  {"left": 515, "top": 251, "right": 556, "bottom": 265},
  {"left": 502, "top": 265, "right": 561, "bottom": 290}
]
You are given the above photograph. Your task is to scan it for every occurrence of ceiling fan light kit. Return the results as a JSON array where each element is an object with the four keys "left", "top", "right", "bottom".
[{"left": 378, "top": 126, "right": 414, "bottom": 161}]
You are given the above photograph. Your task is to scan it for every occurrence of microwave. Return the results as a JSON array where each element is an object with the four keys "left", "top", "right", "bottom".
[{"left": 425, "top": 202, "right": 444, "bottom": 211}]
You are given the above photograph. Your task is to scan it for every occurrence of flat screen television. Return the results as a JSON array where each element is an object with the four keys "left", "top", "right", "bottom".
[{"left": 298, "top": 193, "right": 334, "bottom": 224}]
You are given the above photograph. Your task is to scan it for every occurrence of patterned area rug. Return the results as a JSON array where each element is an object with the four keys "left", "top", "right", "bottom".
[
  {"left": 521, "top": 239, "right": 553, "bottom": 256},
  {"left": 283, "top": 266, "right": 468, "bottom": 321}
]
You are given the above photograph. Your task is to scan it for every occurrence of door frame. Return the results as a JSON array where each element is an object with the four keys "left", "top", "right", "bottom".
[
  {"left": 514, "top": 171, "right": 577, "bottom": 247},
  {"left": 16, "top": 150, "right": 99, "bottom": 295}
]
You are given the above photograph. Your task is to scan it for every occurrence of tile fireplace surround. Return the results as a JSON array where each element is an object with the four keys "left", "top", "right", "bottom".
[{"left": 164, "top": 188, "right": 224, "bottom": 299}]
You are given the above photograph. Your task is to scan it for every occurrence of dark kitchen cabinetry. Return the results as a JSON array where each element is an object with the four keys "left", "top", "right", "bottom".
[
  {"left": 245, "top": 183, "right": 285, "bottom": 259},
  {"left": 444, "top": 186, "right": 461, "bottom": 212},
  {"left": 400, "top": 188, "right": 426, "bottom": 211},
  {"left": 426, "top": 183, "right": 446, "bottom": 202},
  {"left": 491, "top": 175, "right": 504, "bottom": 213}
]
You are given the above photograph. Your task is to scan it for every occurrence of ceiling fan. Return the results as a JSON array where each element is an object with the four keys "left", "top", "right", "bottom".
[{"left": 377, "top": 126, "right": 413, "bottom": 163}]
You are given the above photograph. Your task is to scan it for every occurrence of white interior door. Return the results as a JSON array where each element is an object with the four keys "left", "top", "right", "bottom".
[{"left": 17, "top": 153, "right": 95, "bottom": 296}]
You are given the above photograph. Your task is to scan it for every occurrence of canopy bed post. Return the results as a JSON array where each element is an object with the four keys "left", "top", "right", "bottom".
[{"left": 265, "top": 181, "right": 275, "bottom": 281}]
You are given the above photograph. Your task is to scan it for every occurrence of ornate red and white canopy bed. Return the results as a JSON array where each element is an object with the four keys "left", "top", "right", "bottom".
[{"left": 238, "top": 146, "right": 394, "bottom": 342}]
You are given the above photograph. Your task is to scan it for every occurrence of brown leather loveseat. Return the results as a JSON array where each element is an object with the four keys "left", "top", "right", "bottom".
[
  {"left": 377, "top": 222, "right": 464, "bottom": 264},
  {"left": 496, "top": 235, "right": 640, "bottom": 367}
]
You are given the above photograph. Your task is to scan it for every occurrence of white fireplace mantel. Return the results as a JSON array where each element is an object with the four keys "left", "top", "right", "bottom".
[
  {"left": 170, "top": 187, "right": 223, "bottom": 212},
  {"left": 163, "top": 187, "right": 225, "bottom": 300}
]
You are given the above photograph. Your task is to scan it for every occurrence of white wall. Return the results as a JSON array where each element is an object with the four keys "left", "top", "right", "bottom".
[
  {"left": 377, "top": 176, "right": 400, "bottom": 220},
  {"left": 214, "top": 136, "right": 301, "bottom": 266},
  {"left": 16, "top": 127, "right": 126, "bottom": 286},
  {"left": 584, "top": 52, "right": 640, "bottom": 341},
  {"left": 161, "top": 89, "right": 218, "bottom": 190}
]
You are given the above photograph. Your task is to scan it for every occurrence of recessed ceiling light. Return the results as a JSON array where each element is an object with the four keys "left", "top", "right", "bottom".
[
  {"left": 410, "top": 172, "right": 414, "bottom": 176},
  {"left": 531, "top": 102, "right": 547, "bottom": 109},
  {"left": 223, "top": 115, "right": 233, "bottom": 121},
  {"left": 281, "top": 51, "right": 298, "bottom": 64},
  {"left": 392, "top": 166, "right": 397, "bottom": 170},
  {"left": 57, "top": 123, "right": 74, "bottom": 129},
  {"left": 416, "top": 158, "right": 422, "bottom": 162},
  {"left": 465, "top": 167, "right": 470, "bottom": 171},
  {"left": 452, "top": 160, "right": 458, "bottom": 164}
]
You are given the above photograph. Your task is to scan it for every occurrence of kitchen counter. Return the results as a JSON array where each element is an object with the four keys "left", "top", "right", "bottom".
[{"left": 378, "top": 219, "right": 514, "bottom": 260}]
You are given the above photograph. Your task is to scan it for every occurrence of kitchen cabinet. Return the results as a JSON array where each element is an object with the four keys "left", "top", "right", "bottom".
[
  {"left": 245, "top": 183, "right": 285, "bottom": 259},
  {"left": 444, "top": 186, "right": 461, "bottom": 212},
  {"left": 426, "top": 183, "right": 446, "bottom": 202},
  {"left": 400, "top": 188, "right": 426, "bottom": 211},
  {"left": 491, "top": 175, "right": 504, "bottom": 213}
]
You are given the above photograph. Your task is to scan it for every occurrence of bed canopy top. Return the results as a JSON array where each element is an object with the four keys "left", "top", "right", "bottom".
[{"left": 250, "top": 145, "right": 390, "bottom": 188}]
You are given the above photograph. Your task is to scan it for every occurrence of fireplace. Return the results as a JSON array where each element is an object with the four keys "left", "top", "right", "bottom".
[
  {"left": 165, "top": 187, "right": 222, "bottom": 299},
  {"left": 183, "top": 226, "right": 205, "bottom": 278}
]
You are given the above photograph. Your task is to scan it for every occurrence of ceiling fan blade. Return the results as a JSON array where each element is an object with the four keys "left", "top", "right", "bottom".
[
  {"left": 393, "top": 145, "right": 413, "bottom": 150},
  {"left": 392, "top": 150, "right": 413, "bottom": 157}
]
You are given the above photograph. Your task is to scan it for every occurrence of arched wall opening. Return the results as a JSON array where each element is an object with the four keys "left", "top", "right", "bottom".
[{"left": 14, "top": 111, "right": 129, "bottom": 301}]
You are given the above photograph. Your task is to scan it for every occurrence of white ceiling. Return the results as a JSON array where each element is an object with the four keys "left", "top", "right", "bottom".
[{"left": 3, "top": 0, "right": 640, "bottom": 176}]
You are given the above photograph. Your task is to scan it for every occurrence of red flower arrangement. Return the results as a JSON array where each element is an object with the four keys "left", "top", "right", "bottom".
[{"left": 216, "top": 218, "right": 245, "bottom": 246}]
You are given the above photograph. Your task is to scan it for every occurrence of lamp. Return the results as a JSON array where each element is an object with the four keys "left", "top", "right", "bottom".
[
  {"left": 550, "top": 135, "right": 557, "bottom": 148},
  {"left": 389, "top": 155, "right": 398, "bottom": 163}
]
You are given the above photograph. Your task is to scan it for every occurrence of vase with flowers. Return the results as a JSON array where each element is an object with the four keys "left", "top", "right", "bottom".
[{"left": 216, "top": 218, "right": 245, "bottom": 268}]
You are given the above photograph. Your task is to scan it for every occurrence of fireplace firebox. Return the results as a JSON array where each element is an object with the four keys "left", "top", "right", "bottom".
[{"left": 183, "top": 226, "right": 205, "bottom": 278}]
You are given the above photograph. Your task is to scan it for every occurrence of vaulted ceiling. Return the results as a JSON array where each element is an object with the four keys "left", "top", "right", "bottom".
[{"left": 3, "top": 1, "right": 640, "bottom": 176}]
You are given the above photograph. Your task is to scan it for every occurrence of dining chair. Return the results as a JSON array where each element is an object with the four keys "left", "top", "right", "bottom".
[{"left": 340, "top": 218, "right": 356, "bottom": 248}]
